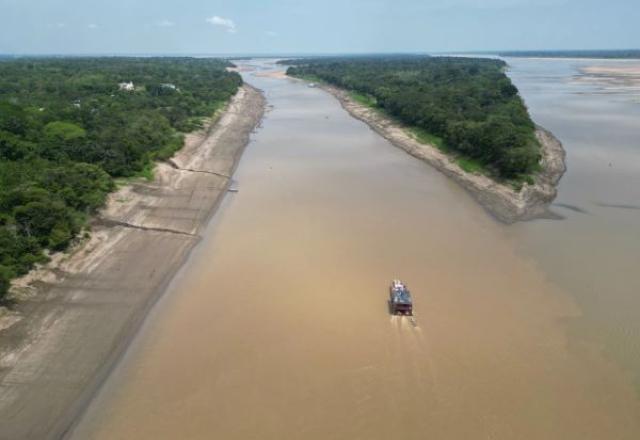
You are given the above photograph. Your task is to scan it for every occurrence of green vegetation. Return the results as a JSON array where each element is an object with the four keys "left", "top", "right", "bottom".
[
  {"left": 0, "top": 57, "right": 241, "bottom": 299},
  {"left": 283, "top": 56, "right": 541, "bottom": 181},
  {"left": 408, "top": 127, "right": 447, "bottom": 152},
  {"left": 348, "top": 91, "right": 377, "bottom": 108},
  {"left": 296, "top": 73, "right": 326, "bottom": 85},
  {"left": 456, "top": 157, "right": 485, "bottom": 174}
]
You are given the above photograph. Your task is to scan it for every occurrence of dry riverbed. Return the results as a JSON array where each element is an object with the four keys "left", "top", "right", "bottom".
[
  {"left": 578, "top": 64, "right": 640, "bottom": 84},
  {"left": 575, "top": 63, "right": 640, "bottom": 99},
  {"left": 0, "top": 85, "right": 265, "bottom": 439}
]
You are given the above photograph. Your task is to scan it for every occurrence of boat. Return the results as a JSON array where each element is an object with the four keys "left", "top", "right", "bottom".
[{"left": 389, "top": 279, "right": 413, "bottom": 315}]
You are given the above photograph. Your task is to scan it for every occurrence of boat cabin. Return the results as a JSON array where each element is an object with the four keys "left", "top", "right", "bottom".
[{"left": 389, "top": 279, "right": 413, "bottom": 315}]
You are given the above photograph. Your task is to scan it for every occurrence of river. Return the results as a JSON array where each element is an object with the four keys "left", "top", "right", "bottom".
[
  {"left": 69, "top": 58, "right": 640, "bottom": 439},
  {"left": 506, "top": 58, "right": 640, "bottom": 394}
]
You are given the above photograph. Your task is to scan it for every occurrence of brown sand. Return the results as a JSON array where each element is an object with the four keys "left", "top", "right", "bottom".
[
  {"left": 581, "top": 65, "right": 640, "bottom": 77},
  {"left": 577, "top": 64, "right": 640, "bottom": 88},
  {"left": 253, "top": 70, "right": 289, "bottom": 79}
]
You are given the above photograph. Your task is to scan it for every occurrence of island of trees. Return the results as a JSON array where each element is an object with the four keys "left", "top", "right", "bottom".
[
  {"left": 0, "top": 57, "right": 241, "bottom": 298},
  {"left": 282, "top": 56, "right": 541, "bottom": 182}
]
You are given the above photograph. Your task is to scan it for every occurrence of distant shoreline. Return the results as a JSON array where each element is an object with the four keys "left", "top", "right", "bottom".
[
  {"left": 303, "top": 79, "right": 567, "bottom": 223},
  {"left": 497, "top": 50, "right": 640, "bottom": 60}
]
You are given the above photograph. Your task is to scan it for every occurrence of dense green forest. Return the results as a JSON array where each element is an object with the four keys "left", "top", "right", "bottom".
[
  {"left": 0, "top": 57, "right": 241, "bottom": 299},
  {"left": 282, "top": 56, "right": 540, "bottom": 180}
]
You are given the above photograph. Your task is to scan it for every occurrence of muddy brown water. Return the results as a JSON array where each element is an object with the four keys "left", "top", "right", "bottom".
[{"left": 70, "top": 59, "right": 640, "bottom": 439}]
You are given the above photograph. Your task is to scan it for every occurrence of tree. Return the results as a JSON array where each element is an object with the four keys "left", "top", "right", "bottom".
[
  {"left": 0, "top": 130, "right": 34, "bottom": 160},
  {"left": 40, "top": 163, "right": 114, "bottom": 212},
  {"left": 0, "top": 101, "right": 29, "bottom": 135},
  {"left": 41, "top": 121, "right": 87, "bottom": 161},
  {"left": 0, "top": 264, "right": 13, "bottom": 300},
  {"left": 13, "top": 200, "right": 77, "bottom": 249}
]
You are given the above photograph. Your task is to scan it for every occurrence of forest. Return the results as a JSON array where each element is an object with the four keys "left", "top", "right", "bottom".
[
  {"left": 283, "top": 56, "right": 541, "bottom": 181},
  {"left": 0, "top": 57, "right": 241, "bottom": 298}
]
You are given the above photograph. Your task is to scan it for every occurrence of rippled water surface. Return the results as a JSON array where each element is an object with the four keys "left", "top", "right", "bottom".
[
  {"left": 506, "top": 57, "right": 640, "bottom": 390},
  {"left": 70, "top": 59, "right": 640, "bottom": 439}
]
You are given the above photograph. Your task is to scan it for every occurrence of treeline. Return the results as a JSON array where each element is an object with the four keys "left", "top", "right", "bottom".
[
  {"left": 0, "top": 57, "right": 241, "bottom": 298},
  {"left": 283, "top": 56, "right": 540, "bottom": 180}
]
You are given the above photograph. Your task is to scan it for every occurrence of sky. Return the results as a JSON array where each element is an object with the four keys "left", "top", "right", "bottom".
[{"left": 0, "top": 0, "right": 638, "bottom": 55}]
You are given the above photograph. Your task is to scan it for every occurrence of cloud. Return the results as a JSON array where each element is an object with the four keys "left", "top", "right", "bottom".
[
  {"left": 206, "top": 15, "right": 236, "bottom": 33},
  {"left": 266, "top": 31, "right": 277, "bottom": 37},
  {"left": 156, "top": 19, "right": 175, "bottom": 27},
  {"left": 87, "top": 24, "right": 98, "bottom": 29}
]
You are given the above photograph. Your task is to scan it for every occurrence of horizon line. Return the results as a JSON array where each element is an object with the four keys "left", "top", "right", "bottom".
[{"left": 1, "top": 48, "right": 639, "bottom": 58}]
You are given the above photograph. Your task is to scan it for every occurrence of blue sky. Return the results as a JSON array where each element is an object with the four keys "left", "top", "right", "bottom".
[{"left": 1, "top": 0, "right": 638, "bottom": 55}]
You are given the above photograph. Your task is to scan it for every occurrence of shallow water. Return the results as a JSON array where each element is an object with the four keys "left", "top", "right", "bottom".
[
  {"left": 70, "top": 59, "right": 640, "bottom": 439},
  {"left": 505, "top": 57, "right": 640, "bottom": 391}
]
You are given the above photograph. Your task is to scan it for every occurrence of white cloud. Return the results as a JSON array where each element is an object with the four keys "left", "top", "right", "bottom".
[
  {"left": 206, "top": 15, "right": 236, "bottom": 33},
  {"left": 88, "top": 24, "right": 98, "bottom": 29},
  {"left": 156, "top": 19, "right": 175, "bottom": 27},
  {"left": 266, "top": 31, "right": 277, "bottom": 37}
]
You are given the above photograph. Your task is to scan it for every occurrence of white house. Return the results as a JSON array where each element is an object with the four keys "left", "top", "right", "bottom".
[{"left": 118, "top": 81, "right": 135, "bottom": 91}]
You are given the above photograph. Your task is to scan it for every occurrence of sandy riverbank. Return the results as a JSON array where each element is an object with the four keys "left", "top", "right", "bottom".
[
  {"left": 0, "top": 85, "right": 265, "bottom": 439},
  {"left": 253, "top": 70, "right": 288, "bottom": 79},
  {"left": 581, "top": 65, "right": 640, "bottom": 76},
  {"left": 576, "top": 64, "right": 640, "bottom": 90},
  {"left": 310, "top": 82, "right": 566, "bottom": 223}
]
